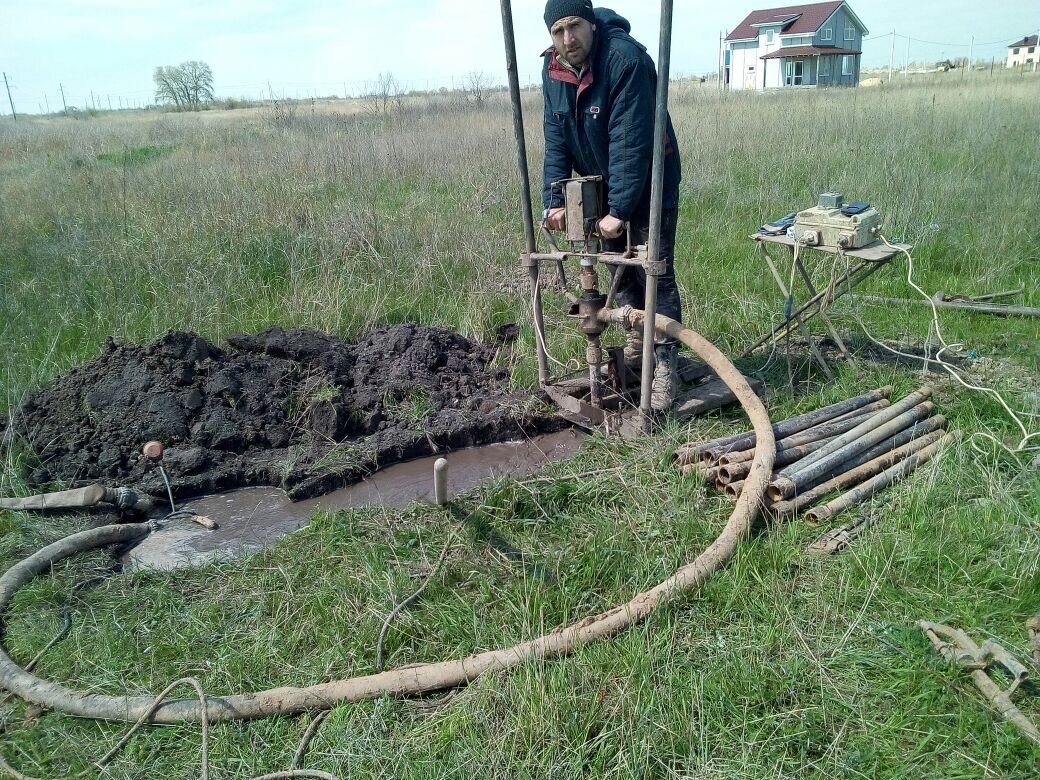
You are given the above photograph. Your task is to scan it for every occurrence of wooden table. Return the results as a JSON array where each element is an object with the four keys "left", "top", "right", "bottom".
[{"left": 742, "top": 234, "right": 912, "bottom": 379}]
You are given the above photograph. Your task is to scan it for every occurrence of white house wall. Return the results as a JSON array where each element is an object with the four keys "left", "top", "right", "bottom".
[{"left": 729, "top": 41, "right": 758, "bottom": 90}]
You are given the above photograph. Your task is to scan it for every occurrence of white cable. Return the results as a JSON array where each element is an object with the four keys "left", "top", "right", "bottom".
[
  {"left": 849, "top": 236, "right": 1038, "bottom": 456},
  {"left": 531, "top": 282, "right": 580, "bottom": 372}
]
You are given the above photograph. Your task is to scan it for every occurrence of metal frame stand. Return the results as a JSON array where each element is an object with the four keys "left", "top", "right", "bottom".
[{"left": 499, "top": 0, "right": 678, "bottom": 435}]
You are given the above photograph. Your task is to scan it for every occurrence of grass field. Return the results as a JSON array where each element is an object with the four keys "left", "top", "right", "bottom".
[{"left": 1, "top": 71, "right": 1039, "bottom": 778}]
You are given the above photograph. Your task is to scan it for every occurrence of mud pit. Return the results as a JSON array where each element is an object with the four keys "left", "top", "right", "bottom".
[{"left": 3, "top": 325, "right": 565, "bottom": 501}]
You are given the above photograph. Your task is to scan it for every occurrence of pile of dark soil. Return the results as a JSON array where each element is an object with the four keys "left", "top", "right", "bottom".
[{"left": 2, "top": 325, "right": 562, "bottom": 500}]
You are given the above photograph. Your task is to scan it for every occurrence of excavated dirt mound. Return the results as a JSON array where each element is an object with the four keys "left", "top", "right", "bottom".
[{"left": 2, "top": 325, "right": 562, "bottom": 500}]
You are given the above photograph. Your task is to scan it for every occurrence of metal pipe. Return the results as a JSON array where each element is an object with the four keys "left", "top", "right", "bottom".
[
  {"left": 717, "top": 401, "right": 890, "bottom": 467},
  {"left": 500, "top": 0, "right": 549, "bottom": 384},
  {"left": 719, "top": 431, "right": 844, "bottom": 485},
  {"left": 681, "top": 386, "right": 893, "bottom": 466},
  {"left": 778, "top": 387, "right": 933, "bottom": 478},
  {"left": 722, "top": 415, "right": 946, "bottom": 501},
  {"left": 638, "top": 0, "right": 674, "bottom": 424},
  {"left": 804, "top": 432, "right": 957, "bottom": 524},
  {"left": 853, "top": 293, "right": 1040, "bottom": 319},
  {"left": 772, "top": 428, "right": 946, "bottom": 518},
  {"left": 768, "top": 399, "right": 935, "bottom": 502}
]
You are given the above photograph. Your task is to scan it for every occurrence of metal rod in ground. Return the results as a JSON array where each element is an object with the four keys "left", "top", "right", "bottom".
[
  {"left": 772, "top": 428, "right": 947, "bottom": 519},
  {"left": 777, "top": 387, "right": 933, "bottom": 479},
  {"left": 803, "top": 431, "right": 957, "bottom": 524},
  {"left": 718, "top": 401, "right": 890, "bottom": 467},
  {"left": 769, "top": 400, "right": 935, "bottom": 501},
  {"left": 676, "top": 386, "right": 894, "bottom": 466},
  {"left": 724, "top": 415, "right": 947, "bottom": 502}
]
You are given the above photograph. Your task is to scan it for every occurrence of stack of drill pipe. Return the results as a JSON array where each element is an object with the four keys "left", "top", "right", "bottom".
[
  {"left": 681, "top": 386, "right": 953, "bottom": 525},
  {"left": 721, "top": 412, "right": 943, "bottom": 500},
  {"left": 802, "top": 430, "right": 958, "bottom": 524},
  {"left": 675, "top": 387, "right": 893, "bottom": 473},
  {"left": 767, "top": 387, "right": 934, "bottom": 503}
]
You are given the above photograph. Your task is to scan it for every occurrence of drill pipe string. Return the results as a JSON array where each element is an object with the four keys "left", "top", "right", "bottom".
[{"left": 0, "top": 311, "right": 775, "bottom": 724}]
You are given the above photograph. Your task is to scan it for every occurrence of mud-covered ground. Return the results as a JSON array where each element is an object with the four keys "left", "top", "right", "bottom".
[{"left": 1, "top": 325, "right": 562, "bottom": 500}]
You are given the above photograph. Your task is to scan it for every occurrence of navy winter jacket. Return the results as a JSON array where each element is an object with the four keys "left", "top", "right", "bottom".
[{"left": 541, "top": 8, "right": 681, "bottom": 222}]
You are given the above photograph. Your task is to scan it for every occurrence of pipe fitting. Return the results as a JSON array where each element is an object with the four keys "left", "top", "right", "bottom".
[{"left": 578, "top": 293, "right": 608, "bottom": 336}]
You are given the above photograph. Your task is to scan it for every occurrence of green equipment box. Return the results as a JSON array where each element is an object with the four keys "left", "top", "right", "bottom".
[{"left": 793, "top": 193, "right": 882, "bottom": 250}]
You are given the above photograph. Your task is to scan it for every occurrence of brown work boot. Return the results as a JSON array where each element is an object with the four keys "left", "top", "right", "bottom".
[
  {"left": 623, "top": 327, "right": 644, "bottom": 368},
  {"left": 650, "top": 344, "right": 679, "bottom": 412}
]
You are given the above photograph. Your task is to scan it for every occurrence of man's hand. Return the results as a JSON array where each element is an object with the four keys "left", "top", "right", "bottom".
[
  {"left": 598, "top": 215, "right": 624, "bottom": 239},
  {"left": 544, "top": 207, "right": 566, "bottom": 231}
]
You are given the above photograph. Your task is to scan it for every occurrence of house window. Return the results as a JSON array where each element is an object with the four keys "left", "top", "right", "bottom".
[
  {"left": 1013, "top": 48, "right": 1021, "bottom": 54},
  {"left": 1031, "top": 46, "right": 1037, "bottom": 53},
  {"left": 845, "top": 24, "right": 856, "bottom": 41},
  {"left": 820, "top": 57, "right": 831, "bottom": 77},
  {"left": 766, "top": 29, "right": 775, "bottom": 43},
  {"left": 842, "top": 55, "right": 854, "bottom": 76},
  {"left": 821, "top": 27, "right": 833, "bottom": 41}
]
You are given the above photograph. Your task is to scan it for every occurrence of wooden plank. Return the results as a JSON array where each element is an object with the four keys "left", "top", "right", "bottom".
[{"left": 672, "top": 377, "right": 765, "bottom": 420}]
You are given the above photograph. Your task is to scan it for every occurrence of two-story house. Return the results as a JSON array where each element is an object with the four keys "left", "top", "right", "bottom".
[
  {"left": 1007, "top": 35, "right": 1037, "bottom": 68},
  {"left": 723, "top": 2, "right": 869, "bottom": 90}
]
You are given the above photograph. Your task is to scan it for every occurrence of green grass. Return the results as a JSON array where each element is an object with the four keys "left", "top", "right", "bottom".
[{"left": 0, "top": 73, "right": 1038, "bottom": 778}]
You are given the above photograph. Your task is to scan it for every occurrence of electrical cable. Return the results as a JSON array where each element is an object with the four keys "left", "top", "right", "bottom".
[{"left": 847, "top": 236, "right": 1038, "bottom": 456}]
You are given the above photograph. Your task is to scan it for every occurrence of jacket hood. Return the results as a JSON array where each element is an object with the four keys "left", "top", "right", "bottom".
[{"left": 594, "top": 7, "right": 631, "bottom": 36}]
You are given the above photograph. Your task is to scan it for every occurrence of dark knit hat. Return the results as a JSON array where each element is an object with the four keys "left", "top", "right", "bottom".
[{"left": 544, "top": 0, "right": 596, "bottom": 30}]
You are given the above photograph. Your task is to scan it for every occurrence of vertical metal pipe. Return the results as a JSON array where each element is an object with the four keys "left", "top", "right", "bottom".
[
  {"left": 499, "top": 0, "right": 549, "bottom": 385},
  {"left": 638, "top": 0, "right": 675, "bottom": 422}
]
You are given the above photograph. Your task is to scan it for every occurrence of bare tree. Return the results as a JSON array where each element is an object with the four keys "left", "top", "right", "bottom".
[
  {"left": 363, "top": 72, "right": 401, "bottom": 117},
  {"left": 464, "top": 71, "right": 494, "bottom": 106},
  {"left": 153, "top": 61, "right": 214, "bottom": 111}
]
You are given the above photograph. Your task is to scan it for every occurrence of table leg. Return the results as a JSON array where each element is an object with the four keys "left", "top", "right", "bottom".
[{"left": 758, "top": 244, "right": 834, "bottom": 380}]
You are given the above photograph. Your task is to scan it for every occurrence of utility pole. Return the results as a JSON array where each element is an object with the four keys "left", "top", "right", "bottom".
[
  {"left": 889, "top": 29, "right": 895, "bottom": 82},
  {"left": 90, "top": 90, "right": 96, "bottom": 110},
  {"left": 967, "top": 35, "right": 974, "bottom": 71},
  {"left": 59, "top": 83, "right": 67, "bottom": 113},
  {"left": 3, "top": 72, "right": 16, "bottom": 120},
  {"left": 904, "top": 35, "right": 910, "bottom": 78}
]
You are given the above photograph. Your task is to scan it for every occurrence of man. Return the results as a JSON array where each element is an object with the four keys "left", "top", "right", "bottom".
[{"left": 540, "top": 0, "right": 683, "bottom": 411}]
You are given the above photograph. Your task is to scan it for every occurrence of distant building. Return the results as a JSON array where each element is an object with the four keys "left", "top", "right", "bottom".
[
  {"left": 723, "top": 1, "right": 869, "bottom": 90},
  {"left": 1007, "top": 35, "right": 1037, "bottom": 68}
]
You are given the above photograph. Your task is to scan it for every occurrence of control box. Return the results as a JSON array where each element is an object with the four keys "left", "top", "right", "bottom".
[{"left": 793, "top": 193, "right": 882, "bottom": 250}]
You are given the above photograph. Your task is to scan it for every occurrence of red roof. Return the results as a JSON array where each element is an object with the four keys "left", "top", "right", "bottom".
[
  {"left": 726, "top": 2, "right": 844, "bottom": 41},
  {"left": 762, "top": 45, "right": 859, "bottom": 59},
  {"left": 1009, "top": 35, "right": 1038, "bottom": 48}
]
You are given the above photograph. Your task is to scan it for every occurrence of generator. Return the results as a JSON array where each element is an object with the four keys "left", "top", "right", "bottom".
[{"left": 793, "top": 192, "right": 882, "bottom": 250}]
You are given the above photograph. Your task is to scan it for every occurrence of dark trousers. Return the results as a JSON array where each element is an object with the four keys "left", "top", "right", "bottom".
[{"left": 604, "top": 208, "right": 682, "bottom": 347}]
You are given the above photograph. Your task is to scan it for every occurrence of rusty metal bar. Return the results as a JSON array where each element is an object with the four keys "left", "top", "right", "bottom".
[
  {"left": 854, "top": 293, "right": 1040, "bottom": 319},
  {"left": 804, "top": 431, "right": 956, "bottom": 524},
  {"left": 638, "top": 0, "right": 675, "bottom": 424},
  {"left": 919, "top": 620, "right": 1040, "bottom": 745}
]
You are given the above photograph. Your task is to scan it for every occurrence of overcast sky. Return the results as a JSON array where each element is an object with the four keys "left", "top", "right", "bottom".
[{"left": 1, "top": 0, "right": 1036, "bottom": 113}]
